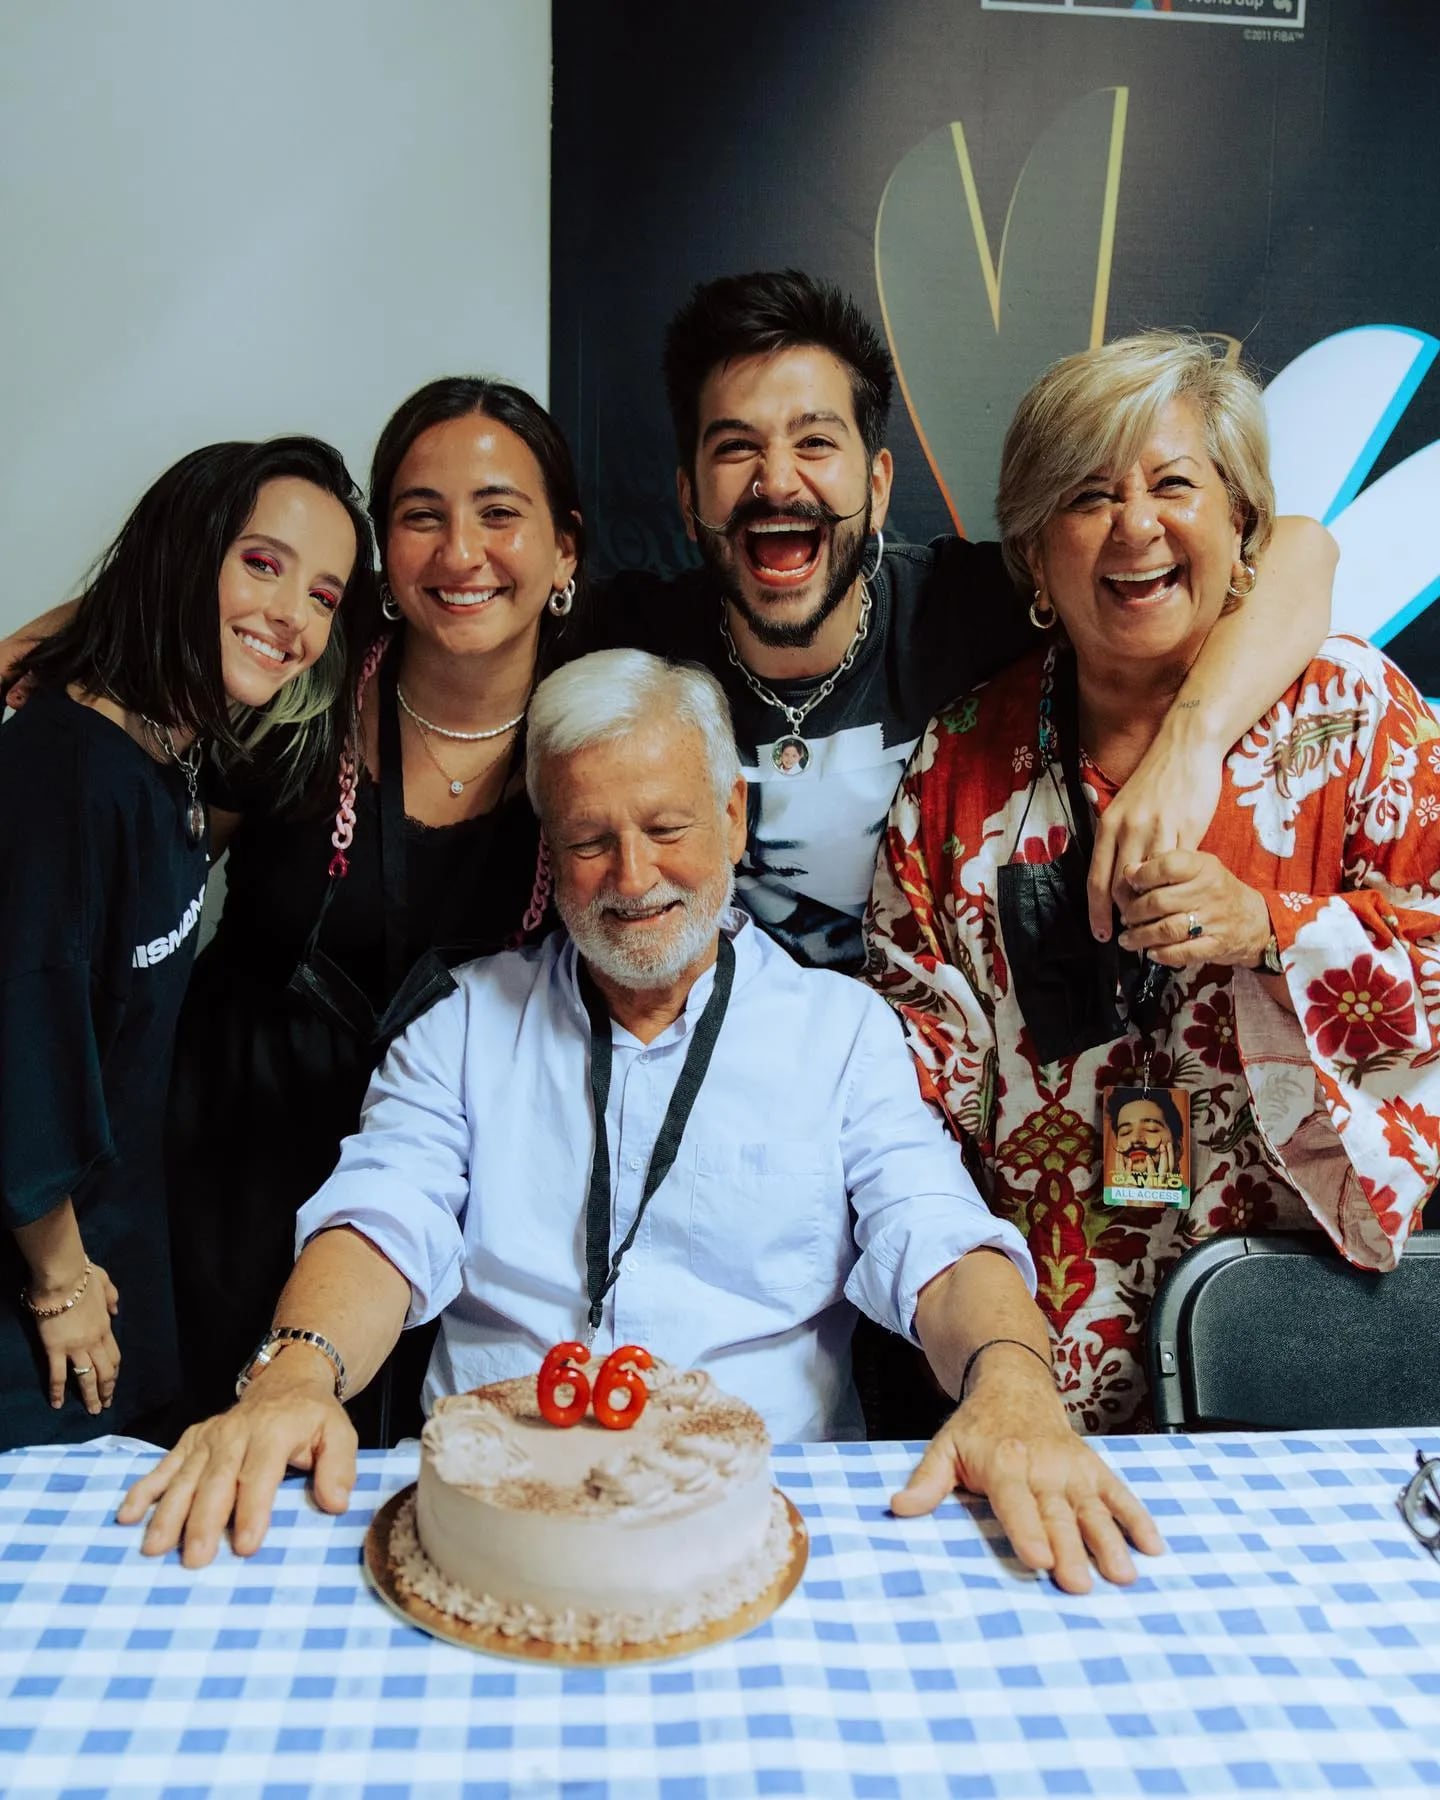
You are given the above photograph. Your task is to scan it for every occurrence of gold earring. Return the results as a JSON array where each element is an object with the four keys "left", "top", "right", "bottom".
[
  {"left": 1227, "top": 561, "right": 1258, "bottom": 600},
  {"left": 1028, "top": 589, "right": 1057, "bottom": 630}
]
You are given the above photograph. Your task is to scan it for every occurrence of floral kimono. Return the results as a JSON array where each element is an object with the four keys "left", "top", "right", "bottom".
[{"left": 866, "top": 633, "right": 1440, "bottom": 1432}]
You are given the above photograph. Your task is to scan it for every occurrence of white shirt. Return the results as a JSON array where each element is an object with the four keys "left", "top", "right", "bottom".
[{"left": 296, "top": 912, "right": 1033, "bottom": 1440}]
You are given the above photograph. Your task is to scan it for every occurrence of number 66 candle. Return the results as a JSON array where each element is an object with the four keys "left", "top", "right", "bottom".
[{"left": 537, "top": 1343, "right": 654, "bottom": 1430}]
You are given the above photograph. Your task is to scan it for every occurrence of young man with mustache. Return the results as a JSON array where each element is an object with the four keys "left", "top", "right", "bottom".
[{"left": 595, "top": 270, "right": 1335, "bottom": 973}]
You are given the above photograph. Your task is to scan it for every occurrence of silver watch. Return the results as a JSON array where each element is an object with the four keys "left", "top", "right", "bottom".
[{"left": 236, "top": 1326, "right": 347, "bottom": 1400}]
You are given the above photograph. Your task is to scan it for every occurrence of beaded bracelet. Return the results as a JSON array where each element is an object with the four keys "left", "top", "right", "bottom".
[
  {"left": 22, "top": 1260, "right": 92, "bottom": 1320},
  {"left": 959, "top": 1336, "right": 1053, "bottom": 1400}
]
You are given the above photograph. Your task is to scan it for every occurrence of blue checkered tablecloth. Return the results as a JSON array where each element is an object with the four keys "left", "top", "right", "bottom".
[{"left": 2, "top": 1431, "right": 1438, "bottom": 1798}]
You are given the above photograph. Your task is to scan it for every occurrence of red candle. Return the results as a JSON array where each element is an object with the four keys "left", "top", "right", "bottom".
[
  {"left": 536, "top": 1341, "right": 591, "bottom": 1428},
  {"left": 534, "top": 1342, "right": 654, "bottom": 1429},
  {"left": 592, "top": 1345, "right": 654, "bottom": 1430}
]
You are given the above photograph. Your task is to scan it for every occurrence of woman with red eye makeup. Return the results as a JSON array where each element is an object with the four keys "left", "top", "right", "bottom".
[
  {"left": 160, "top": 380, "right": 587, "bottom": 1444},
  {"left": 0, "top": 437, "right": 369, "bottom": 1449}
]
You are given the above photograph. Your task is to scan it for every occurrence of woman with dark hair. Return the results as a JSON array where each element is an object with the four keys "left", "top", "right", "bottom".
[
  {"left": 164, "top": 379, "right": 585, "bottom": 1439},
  {"left": 0, "top": 436, "right": 367, "bottom": 1449}
]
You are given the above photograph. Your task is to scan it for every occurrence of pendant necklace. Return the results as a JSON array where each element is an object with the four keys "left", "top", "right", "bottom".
[
  {"left": 143, "top": 716, "right": 206, "bottom": 846},
  {"left": 403, "top": 708, "right": 518, "bottom": 797},
  {"left": 395, "top": 685, "right": 526, "bottom": 797},
  {"left": 719, "top": 578, "right": 872, "bottom": 772}
]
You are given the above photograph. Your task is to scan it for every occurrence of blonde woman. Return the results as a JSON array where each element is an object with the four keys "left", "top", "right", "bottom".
[{"left": 867, "top": 333, "right": 1440, "bottom": 1432}]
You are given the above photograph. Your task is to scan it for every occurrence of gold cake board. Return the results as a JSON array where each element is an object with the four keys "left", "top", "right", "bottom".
[{"left": 363, "top": 1483, "right": 809, "bottom": 1666}]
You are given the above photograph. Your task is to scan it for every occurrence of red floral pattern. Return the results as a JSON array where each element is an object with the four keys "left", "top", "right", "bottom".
[
  {"left": 1204, "top": 1169, "right": 1282, "bottom": 1234},
  {"left": 1304, "top": 954, "right": 1417, "bottom": 1065},
  {"left": 1017, "top": 823, "right": 1071, "bottom": 865},
  {"left": 1182, "top": 992, "right": 1243, "bottom": 1075},
  {"left": 867, "top": 637, "right": 1440, "bottom": 1432}
]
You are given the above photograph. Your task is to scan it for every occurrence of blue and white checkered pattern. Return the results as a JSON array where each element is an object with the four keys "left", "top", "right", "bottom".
[{"left": 3, "top": 1431, "right": 1438, "bottom": 1797}]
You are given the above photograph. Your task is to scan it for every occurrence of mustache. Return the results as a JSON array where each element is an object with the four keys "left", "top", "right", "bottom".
[
  {"left": 583, "top": 881, "right": 692, "bottom": 921},
  {"left": 689, "top": 494, "right": 868, "bottom": 537}
]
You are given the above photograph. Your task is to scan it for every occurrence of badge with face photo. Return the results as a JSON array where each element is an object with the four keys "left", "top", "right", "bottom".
[
  {"left": 771, "top": 735, "right": 810, "bottom": 776},
  {"left": 1101, "top": 1085, "right": 1191, "bottom": 1209}
]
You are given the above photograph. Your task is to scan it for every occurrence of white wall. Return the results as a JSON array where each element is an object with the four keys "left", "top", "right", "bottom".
[{"left": 0, "top": 0, "right": 552, "bottom": 631}]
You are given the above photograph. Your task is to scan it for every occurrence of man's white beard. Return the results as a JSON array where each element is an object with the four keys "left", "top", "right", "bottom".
[{"left": 560, "top": 867, "right": 735, "bottom": 988}]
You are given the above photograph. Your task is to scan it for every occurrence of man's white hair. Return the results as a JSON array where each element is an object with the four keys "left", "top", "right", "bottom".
[{"left": 525, "top": 649, "right": 742, "bottom": 811}]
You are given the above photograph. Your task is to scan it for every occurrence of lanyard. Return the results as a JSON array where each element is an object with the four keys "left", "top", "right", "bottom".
[
  {"left": 577, "top": 932, "right": 736, "bottom": 1339},
  {"left": 1047, "top": 645, "right": 1170, "bottom": 1039}
]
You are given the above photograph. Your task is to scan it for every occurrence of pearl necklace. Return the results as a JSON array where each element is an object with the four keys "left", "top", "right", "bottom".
[{"left": 396, "top": 685, "right": 527, "bottom": 742}]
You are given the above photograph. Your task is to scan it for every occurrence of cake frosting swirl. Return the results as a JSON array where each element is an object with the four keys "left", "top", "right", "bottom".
[{"left": 397, "top": 1359, "right": 791, "bottom": 1646}]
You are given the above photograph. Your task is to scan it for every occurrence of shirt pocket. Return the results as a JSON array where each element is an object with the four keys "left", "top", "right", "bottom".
[{"left": 689, "top": 1139, "right": 832, "bottom": 1295}]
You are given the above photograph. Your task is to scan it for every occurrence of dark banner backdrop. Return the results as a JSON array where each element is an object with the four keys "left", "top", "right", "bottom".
[{"left": 550, "top": 0, "right": 1440, "bottom": 693}]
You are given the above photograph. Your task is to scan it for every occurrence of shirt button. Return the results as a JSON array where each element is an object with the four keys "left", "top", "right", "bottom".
[{"left": 628, "top": 1157, "right": 642, "bottom": 1171}]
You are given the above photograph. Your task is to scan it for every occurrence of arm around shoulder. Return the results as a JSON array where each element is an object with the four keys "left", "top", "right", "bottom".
[
  {"left": 1, "top": 601, "right": 81, "bottom": 699},
  {"left": 1085, "top": 516, "right": 1337, "bottom": 935},
  {"left": 1174, "top": 514, "right": 1334, "bottom": 742}
]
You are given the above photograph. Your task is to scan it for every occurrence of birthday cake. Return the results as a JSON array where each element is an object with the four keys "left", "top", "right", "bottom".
[{"left": 390, "top": 1356, "right": 793, "bottom": 1648}]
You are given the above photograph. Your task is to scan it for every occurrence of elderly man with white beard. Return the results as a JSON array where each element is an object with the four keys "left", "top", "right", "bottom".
[{"left": 120, "top": 650, "right": 1162, "bottom": 1591}]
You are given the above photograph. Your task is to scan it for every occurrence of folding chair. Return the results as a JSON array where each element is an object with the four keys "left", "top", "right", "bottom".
[{"left": 1147, "top": 1231, "right": 1440, "bottom": 1432}]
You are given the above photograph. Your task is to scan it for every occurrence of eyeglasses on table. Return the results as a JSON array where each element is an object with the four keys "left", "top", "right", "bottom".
[{"left": 1397, "top": 1449, "right": 1440, "bottom": 1558}]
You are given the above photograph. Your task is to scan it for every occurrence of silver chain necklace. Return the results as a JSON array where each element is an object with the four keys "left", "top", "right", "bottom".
[
  {"left": 143, "top": 716, "right": 206, "bottom": 846},
  {"left": 396, "top": 685, "right": 527, "bottom": 742},
  {"left": 719, "top": 579, "right": 872, "bottom": 772}
]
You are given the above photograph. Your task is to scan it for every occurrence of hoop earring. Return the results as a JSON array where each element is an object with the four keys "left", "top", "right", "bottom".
[
  {"left": 1227, "top": 561, "right": 1258, "bottom": 600},
  {"left": 547, "top": 578, "right": 576, "bottom": 617},
  {"left": 1028, "top": 589, "right": 1057, "bottom": 630},
  {"left": 860, "top": 530, "right": 885, "bottom": 585},
  {"left": 379, "top": 579, "right": 402, "bottom": 622}
]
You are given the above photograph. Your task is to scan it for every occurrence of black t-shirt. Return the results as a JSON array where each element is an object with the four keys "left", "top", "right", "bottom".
[
  {"left": 0, "top": 691, "right": 210, "bottom": 1446},
  {"left": 592, "top": 536, "right": 1030, "bottom": 970}
]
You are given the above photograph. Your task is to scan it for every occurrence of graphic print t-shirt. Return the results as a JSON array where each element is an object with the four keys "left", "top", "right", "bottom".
[
  {"left": 0, "top": 691, "right": 210, "bottom": 1443},
  {"left": 594, "top": 536, "right": 1031, "bottom": 971}
]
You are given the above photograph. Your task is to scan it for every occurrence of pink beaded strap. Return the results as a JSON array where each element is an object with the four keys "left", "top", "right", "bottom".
[
  {"left": 328, "top": 633, "right": 391, "bottom": 878},
  {"left": 336, "top": 632, "right": 549, "bottom": 951},
  {"left": 508, "top": 834, "right": 552, "bottom": 948}
]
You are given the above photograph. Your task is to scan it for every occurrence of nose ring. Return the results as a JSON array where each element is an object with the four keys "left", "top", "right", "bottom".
[{"left": 752, "top": 478, "right": 764, "bottom": 500}]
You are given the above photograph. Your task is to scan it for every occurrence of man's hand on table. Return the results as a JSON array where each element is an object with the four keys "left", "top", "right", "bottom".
[
  {"left": 891, "top": 1348, "right": 1165, "bottom": 1594},
  {"left": 116, "top": 1349, "right": 357, "bottom": 1568}
]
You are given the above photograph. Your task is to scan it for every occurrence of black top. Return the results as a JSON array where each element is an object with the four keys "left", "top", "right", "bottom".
[
  {"left": 212, "top": 778, "right": 540, "bottom": 1003},
  {"left": 0, "top": 690, "right": 210, "bottom": 1446},
  {"left": 593, "top": 536, "right": 1030, "bottom": 970}
]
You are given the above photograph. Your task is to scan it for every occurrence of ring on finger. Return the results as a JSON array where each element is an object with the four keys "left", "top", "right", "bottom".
[
  {"left": 1186, "top": 913, "right": 1204, "bottom": 940},
  {"left": 71, "top": 1364, "right": 94, "bottom": 1377}
]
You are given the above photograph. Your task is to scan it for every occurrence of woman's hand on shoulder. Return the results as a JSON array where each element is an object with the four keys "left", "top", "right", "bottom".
[
  {"left": 1, "top": 652, "right": 38, "bottom": 709},
  {"left": 1, "top": 601, "right": 82, "bottom": 705},
  {"left": 116, "top": 1370, "right": 357, "bottom": 1568},
  {"left": 1116, "top": 849, "right": 1271, "bottom": 970}
]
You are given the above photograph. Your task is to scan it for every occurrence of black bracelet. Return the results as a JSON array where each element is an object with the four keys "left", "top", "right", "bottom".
[{"left": 959, "top": 1336, "right": 1053, "bottom": 1400}]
